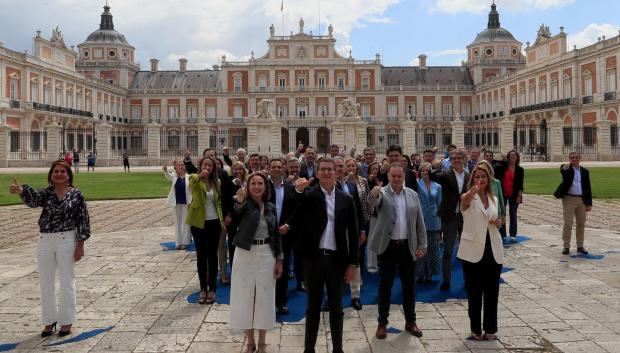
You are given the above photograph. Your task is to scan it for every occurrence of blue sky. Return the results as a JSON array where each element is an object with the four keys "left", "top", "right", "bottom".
[{"left": 1, "top": 0, "right": 619, "bottom": 70}]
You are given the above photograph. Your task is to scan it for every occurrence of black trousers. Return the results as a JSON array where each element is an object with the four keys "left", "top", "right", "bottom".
[
  {"left": 499, "top": 196, "right": 519, "bottom": 238},
  {"left": 191, "top": 219, "right": 221, "bottom": 292},
  {"left": 276, "top": 234, "right": 295, "bottom": 307},
  {"left": 378, "top": 240, "right": 417, "bottom": 325},
  {"left": 462, "top": 232, "right": 502, "bottom": 335},
  {"left": 441, "top": 214, "right": 463, "bottom": 284},
  {"left": 293, "top": 246, "right": 304, "bottom": 285},
  {"left": 303, "top": 253, "right": 345, "bottom": 352}
]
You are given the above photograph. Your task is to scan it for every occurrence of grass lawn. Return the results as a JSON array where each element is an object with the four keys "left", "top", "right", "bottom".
[
  {"left": 524, "top": 167, "right": 620, "bottom": 199},
  {"left": 1, "top": 167, "right": 618, "bottom": 206},
  {"left": 1, "top": 172, "right": 170, "bottom": 206}
]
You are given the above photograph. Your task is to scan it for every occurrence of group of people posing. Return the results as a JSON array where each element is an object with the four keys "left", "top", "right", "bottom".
[{"left": 9, "top": 141, "right": 593, "bottom": 353}]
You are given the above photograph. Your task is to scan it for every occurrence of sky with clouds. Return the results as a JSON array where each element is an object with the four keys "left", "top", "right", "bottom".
[{"left": 1, "top": 0, "right": 619, "bottom": 70}]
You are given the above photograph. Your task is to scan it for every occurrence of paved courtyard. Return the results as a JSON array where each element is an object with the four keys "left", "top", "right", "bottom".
[{"left": 0, "top": 196, "right": 619, "bottom": 352}]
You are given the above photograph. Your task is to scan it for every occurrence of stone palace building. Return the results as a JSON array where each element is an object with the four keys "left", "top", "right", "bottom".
[{"left": 0, "top": 3, "right": 618, "bottom": 166}]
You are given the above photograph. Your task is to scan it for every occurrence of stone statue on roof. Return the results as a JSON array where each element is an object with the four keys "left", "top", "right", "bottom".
[
  {"left": 535, "top": 24, "right": 552, "bottom": 45},
  {"left": 328, "top": 24, "right": 333, "bottom": 37},
  {"left": 256, "top": 99, "right": 275, "bottom": 120},
  {"left": 299, "top": 18, "right": 304, "bottom": 33},
  {"left": 269, "top": 24, "right": 275, "bottom": 37},
  {"left": 50, "top": 26, "right": 67, "bottom": 49}
]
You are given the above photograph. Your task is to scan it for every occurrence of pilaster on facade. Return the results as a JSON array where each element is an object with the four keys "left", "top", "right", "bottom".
[
  {"left": 401, "top": 120, "right": 417, "bottom": 156},
  {"left": 547, "top": 114, "right": 564, "bottom": 162},
  {"left": 451, "top": 118, "right": 466, "bottom": 149},
  {"left": 596, "top": 119, "right": 612, "bottom": 160},
  {"left": 0, "top": 123, "right": 10, "bottom": 167},
  {"left": 45, "top": 123, "right": 63, "bottom": 163},
  {"left": 498, "top": 117, "right": 515, "bottom": 155},
  {"left": 146, "top": 122, "right": 161, "bottom": 162}
]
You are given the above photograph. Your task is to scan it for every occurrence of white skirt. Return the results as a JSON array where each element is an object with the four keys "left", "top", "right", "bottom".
[{"left": 229, "top": 243, "right": 276, "bottom": 330}]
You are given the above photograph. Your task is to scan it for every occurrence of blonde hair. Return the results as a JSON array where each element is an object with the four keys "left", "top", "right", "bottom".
[
  {"left": 467, "top": 164, "right": 495, "bottom": 204},
  {"left": 231, "top": 161, "right": 248, "bottom": 183}
]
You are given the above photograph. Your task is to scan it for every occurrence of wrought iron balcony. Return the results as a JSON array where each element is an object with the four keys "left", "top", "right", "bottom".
[
  {"left": 442, "top": 116, "right": 453, "bottom": 122},
  {"left": 509, "top": 98, "right": 575, "bottom": 114},
  {"left": 31, "top": 102, "right": 93, "bottom": 117},
  {"left": 387, "top": 116, "right": 399, "bottom": 122},
  {"left": 362, "top": 116, "right": 371, "bottom": 122},
  {"left": 129, "top": 118, "right": 142, "bottom": 124},
  {"left": 206, "top": 117, "right": 216, "bottom": 123},
  {"left": 186, "top": 117, "right": 198, "bottom": 123},
  {"left": 9, "top": 99, "right": 20, "bottom": 108},
  {"left": 582, "top": 95, "right": 593, "bottom": 104},
  {"left": 605, "top": 92, "right": 616, "bottom": 101}
]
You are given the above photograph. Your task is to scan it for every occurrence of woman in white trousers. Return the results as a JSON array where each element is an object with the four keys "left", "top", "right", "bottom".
[
  {"left": 164, "top": 161, "right": 192, "bottom": 249},
  {"left": 10, "top": 161, "right": 90, "bottom": 338}
]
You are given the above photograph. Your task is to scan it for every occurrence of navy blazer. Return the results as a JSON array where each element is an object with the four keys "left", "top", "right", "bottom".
[
  {"left": 289, "top": 184, "right": 359, "bottom": 268},
  {"left": 553, "top": 165, "right": 592, "bottom": 206}
]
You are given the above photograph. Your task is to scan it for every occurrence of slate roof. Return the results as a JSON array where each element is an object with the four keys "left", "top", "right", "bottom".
[
  {"left": 381, "top": 66, "right": 474, "bottom": 87},
  {"left": 129, "top": 70, "right": 221, "bottom": 91}
]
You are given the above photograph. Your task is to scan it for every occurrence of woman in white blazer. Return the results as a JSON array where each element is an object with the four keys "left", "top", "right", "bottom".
[
  {"left": 457, "top": 163, "right": 503, "bottom": 341},
  {"left": 163, "top": 160, "right": 192, "bottom": 249}
]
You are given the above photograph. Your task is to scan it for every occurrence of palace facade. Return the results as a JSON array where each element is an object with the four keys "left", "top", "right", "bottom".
[{"left": 0, "top": 3, "right": 618, "bottom": 166}]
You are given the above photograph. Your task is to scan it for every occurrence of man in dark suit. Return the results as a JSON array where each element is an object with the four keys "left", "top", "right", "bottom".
[
  {"left": 378, "top": 144, "right": 418, "bottom": 192},
  {"left": 553, "top": 151, "right": 592, "bottom": 255},
  {"left": 430, "top": 149, "right": 470, "bottom": 290},
  {"left": 290, "top": 157, "right": 359, "bottom": 353},
  {"left": 269, "top": 158, "right": 300, "bottom": 315},
  {"left": 334, "top": 157, "right": 366, "bottom": 310}
]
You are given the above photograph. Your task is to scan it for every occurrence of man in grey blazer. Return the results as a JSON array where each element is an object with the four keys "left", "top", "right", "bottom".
[{"left": 368, "top": 162, "right": 427, "bottom": 339}]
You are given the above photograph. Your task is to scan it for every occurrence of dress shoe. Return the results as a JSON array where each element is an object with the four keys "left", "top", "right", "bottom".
[
  {"left": 278, "top": 305, "right": 290, "bottom": 315},
  {"left": 510, "top": 236, "right": 517, "bottom": 243},
  {"left": 405, "top": 322, "right": 423, "bottom": 337},
  {"left": 375, "top": 324, "right": 387, "bottom": 339},
  {"left": 440, "top": 282, "right": 450, "bottom": 291},
  {"left": 577, "top": 247, "right": 589, "bottom": 255},
  {"left": 562, "top": 247, "right": 570, "bottom": 255},
  {"left": 41, "top": 322, "right": 56, "bottom": 338},
  {"left": 351, "top": 298, "right": 362, "bottom": 311},
  {"left": 297, "top": 282, "right": 307, "bottom": 292}
]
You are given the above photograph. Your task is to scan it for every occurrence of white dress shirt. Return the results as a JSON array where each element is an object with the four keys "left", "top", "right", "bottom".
[
  {"left": 455, "top": 170, "right": 466, "bottom": 213},
  {"left": 567, "top": 166, "right": 583, "bottom": 196},
  {"left": 391, "top": 190, "right": 407, "bottom": 240},
  {"left": 319, "top": 186, "right": 337, "bottom": 251}
]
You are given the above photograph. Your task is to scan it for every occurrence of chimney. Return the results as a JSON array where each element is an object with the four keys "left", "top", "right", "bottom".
[
  {"left": 418, "top": 54, "right": 427, "bottom": 69},
  {"left": 150, "top": 58, "right": 159, "bottom": 73},
  {"left": 179, "top": 58, "right": 187, "bottom": 72}
]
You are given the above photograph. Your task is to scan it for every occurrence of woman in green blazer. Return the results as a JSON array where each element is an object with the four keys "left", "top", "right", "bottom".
[{"left": 187, "top": 156, "right": 225, "bottom": 304}]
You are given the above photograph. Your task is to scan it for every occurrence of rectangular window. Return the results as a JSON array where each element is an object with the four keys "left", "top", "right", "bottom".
[
  {"left": 187, "top": 105, "right": 198, "bottom": 118},
  {"left": 131, "top": 106, "right": 141, "bottom": 119},
  {"left": 56, "top": 89, "right": 63, "bottom": 106},
  {"left": 299, "top": 77, "right": 305, "bottom": 88},
  {"left": 258, "top": 77, "right": 266, "bottom": 90},
  {"left": 318, "top": 104, "right": 327, "bottom": 117},
  {"left": 85, "top": 97, "right": 91, "bottom": 111},
  {"left": 233, "top": 104, "right": 242, "bottom": 118},
  {"left": 234, "top": 78, "right": 242, "bottom": 92},
  {"left": 338, "top": 77, "right": 345, "bottom": 89},
  {"left": 206, "top": 105, "right": 216, "bottom": 119},
  {"left": 424, "top": 103, "right": 434, "bottom": 117},
  {"left": 168, "top": 105, "right": 179, "bottom": 118},
  {"left": 387, "top": 103, "right": 397, "bottom": 118},
  {"left": 279, "top": 78, "right": 286, "bottom": 87},
  {"left": 607, "top": 70, "right": 616, "bottom": 92},
  {"left": 361, "top": 103, "right": 371, "bottom": 117},
  {"left": 150, "top": 105, "right": 160, "bottom": 118},
  {"left": 278, "top": 104, "right": 287, "bottom": 117},
  {"left": 563, "top": 78, "right": 572, "bottom": 98},
  {"left": 551, "top": 82, "right": 558, "bottom": 100},
  {"left": 318, "top": 77, "right": 325, "bottom": 88},
  {"left": 362, "top": 77, "right": 369, "bottom": 90},
  {"left": 67, "top": 94, "right": 73, "bottom": 108},
  {"left": 44, "top": 86, "right": 51, "bottom": 104},
  {"left": 442, "top": 104, "right": 452, "bottom": 117},
  {"left": 583, "top": 126, "right": 596, "bottom": 145},
  {"left": 30, "top": 83, "right": 39, "bottom": 103},
  {"left": 9, "top": 79, "right": 18, "bottom": 100},
  {"left": 462, "top": 104, "right": 470, "bottom": 116},
  {"left": 407, "top": 104, "right": 416, "bottom": 117},
  {"left": 529, "top": 89, "right": 536, "bottom": 104},
  {"left": 584, "top": 76, "right": 592, "bottom": 96},
  {"left": 76, "top": 95, "right": 82, "bottom": 110}
]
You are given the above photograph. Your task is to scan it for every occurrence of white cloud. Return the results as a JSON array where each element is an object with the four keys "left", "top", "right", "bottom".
[
  {"left": 567, "top": 23, "right": 620, "bottom": 49},
  {"left": 42, "top": 0, "right": 399, "bottom": 70},
  {"left": 409, "top": 57, "right": 420, "bottom": 66},
  {"left": 427, "top": 49, "right": 467, "bottom": 56},
  {"left": 430, "top": 0, "right": 575, "bottom": 14}
]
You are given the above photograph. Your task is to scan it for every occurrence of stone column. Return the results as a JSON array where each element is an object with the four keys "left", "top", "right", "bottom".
[
  {"left": 0, "top": 123, "right": 10, "bottom": 168},
  {"left": 94, "top": 122, "right": 112, "bottom": 166},
  {"left": 498, "top": 117, "right": 515, "bottom": 156},
  {"left": 45, "top": 123, "right": 63, "bottom": 163},
  {"left": 402, "top": 120, "right": 417, "bottom": 155},
  {"left": 197, "top": 122, "right": 210, "bottom": 150},
  {"left": 331, "top": 119, "right": 368, "bottom": 155},
  {"left": 246, "top": 119, "right": 282, "bottom": 157},
  {"left": 596, "top": 119, "right": 612, "bottom": 161},
  {"left": 147, "top": 122, "right": 161, "bottom": 164},
  {"left": 451, "top": 116, "right": 465, "bottom": 148},
  {"left": 547, "top": 113, "right": 564, "bottom": 162}
]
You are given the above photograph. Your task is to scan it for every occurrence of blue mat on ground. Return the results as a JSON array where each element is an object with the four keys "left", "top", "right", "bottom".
[
  {"left": 160, "top": 241, "right": 195, "bottom": 252},
  {"left": 570, "top": 253, "right": 604, "bottom": 260},
  {"left": 187, "top": 235, "right": 528, "bottom": 322},
  {"left": 0, "top": 344, "right": 17, "bottom": 352}
]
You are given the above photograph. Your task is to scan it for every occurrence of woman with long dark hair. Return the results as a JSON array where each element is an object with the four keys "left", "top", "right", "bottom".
[
  {"left": 495, "top": 150, "right": 524, "bottom": 241},
  {"left": 10, "top": 161, "right": 90, "bottom": 337},
  {"left": 186, "top": 156, "right": 225, "bottom": 304}
]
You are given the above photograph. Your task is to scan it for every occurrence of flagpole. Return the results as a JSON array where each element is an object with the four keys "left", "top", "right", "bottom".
[
  {"left": 317, "top": 0, "right": 320, "bottom": 35},
  {"left": 281, "top": 0, "right": 284, "bottom": 36}
]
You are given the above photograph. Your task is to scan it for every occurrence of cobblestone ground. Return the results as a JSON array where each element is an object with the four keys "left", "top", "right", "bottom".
[{"left": 0, "top": 196, "right": 619, "bottom": 352}]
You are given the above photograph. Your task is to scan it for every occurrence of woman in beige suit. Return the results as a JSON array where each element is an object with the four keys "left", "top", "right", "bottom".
[{"left": 457, "top": 164, "right": 504, "bottom": 341}]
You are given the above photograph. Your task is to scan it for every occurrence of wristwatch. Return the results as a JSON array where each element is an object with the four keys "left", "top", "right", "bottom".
[{"left": 284, "top": 224, "right": 291, "bottom": 231}]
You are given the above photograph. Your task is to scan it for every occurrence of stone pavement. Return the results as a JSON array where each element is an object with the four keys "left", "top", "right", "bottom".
[{"left": 0, "top": 198, "right": 619, "bottom": 352}]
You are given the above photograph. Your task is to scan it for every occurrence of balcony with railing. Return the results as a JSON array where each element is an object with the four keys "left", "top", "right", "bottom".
[
  {"left": 31, "top": 102, "right": 93, "bottom": 118},
  {"left": 362, "top": 116, "right": 371, "bottom": 122},
  {"left": 387, "top": 116, "right": 399, "bottom": 122},
  {"left": 9, "top": 99, "right": 21, "bottom": 108},
  {"left": 582, "top": 95, "right": 593, "bottom": 104},
  {"left": 605, "top": 91, "right": 616, "bottom": 101},
  {"left": 129, "top": 118, "right": 142, "bottom": 124},
  {"left": 186, "top": 117, "right": 198, "bottom": 123},
  {"left": 509, "top": 98, "right": 575, "bottom": 115}
]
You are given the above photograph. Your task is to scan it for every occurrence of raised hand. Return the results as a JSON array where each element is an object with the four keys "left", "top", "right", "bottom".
[
  {"left": 198, "top": 169, "right": 209, "bottom": 179},
  {"left": 162, "top": 165, "right": 168, "bottom": 173},
  {"left": 9, "top": 177, "right": 22, "bottom": 195},
  {"left": 236, "top": 187, "right": 247, "bottom": 203},
  {"left": 370, "top": 180, "right": 383, "bottom": 198},
  {"left": 380, "top": 160, "right": 390, "bottom": 173},
  {"left": 295, "top": 177, "right": 314, "bottom": 192},
  {"left": 286, "top": 174, "right": 295, "bottom": 183}
]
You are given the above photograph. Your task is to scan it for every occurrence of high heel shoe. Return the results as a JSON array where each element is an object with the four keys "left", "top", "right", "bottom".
[
  {"left": 58, "top": 324, "right": 72, "bottom": 337},
  {"left": 41, "top": 322, "right": 57, "bottom": 338}
]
